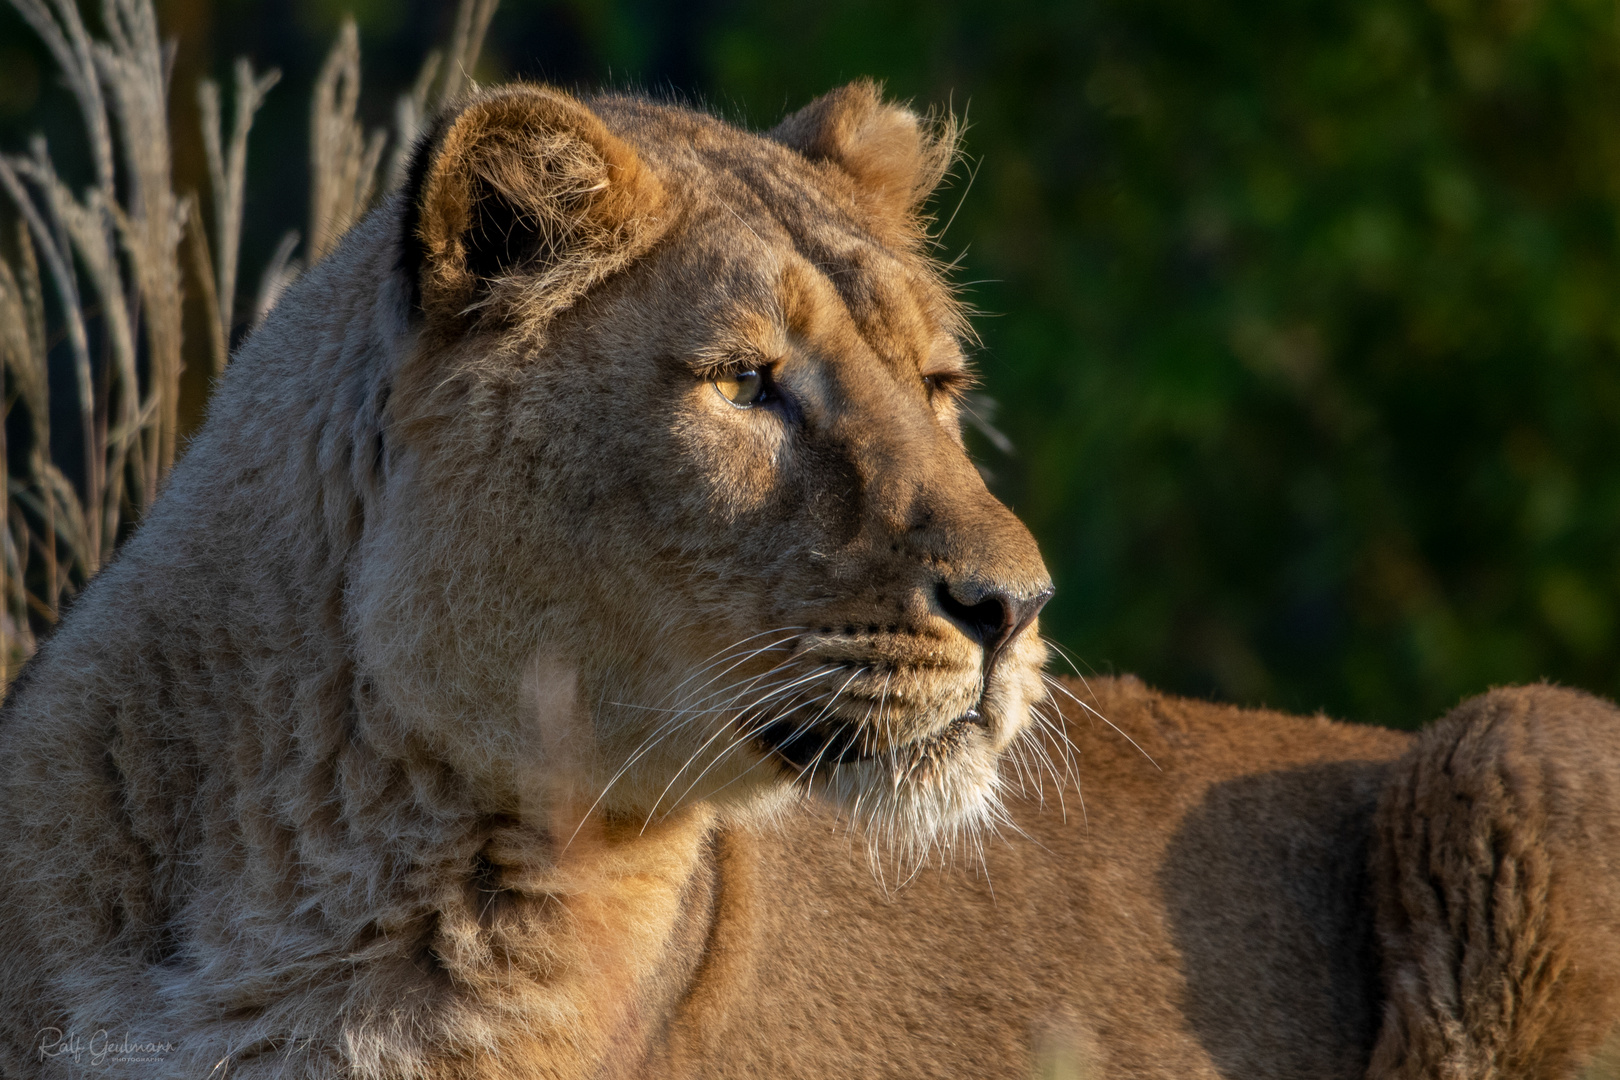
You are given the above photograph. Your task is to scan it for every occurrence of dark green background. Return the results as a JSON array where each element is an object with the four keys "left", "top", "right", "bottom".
[{"left": 6, "top": 0, "right": 1620, "bottom": 728}]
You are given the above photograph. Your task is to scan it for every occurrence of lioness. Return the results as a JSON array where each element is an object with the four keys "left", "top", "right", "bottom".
[{"left": 3, "top": 81, "right": 1619, "bottom": 1080}]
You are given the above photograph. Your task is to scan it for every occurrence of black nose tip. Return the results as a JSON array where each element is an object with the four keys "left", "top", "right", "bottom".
[{"left": 936, "top": 581, "right": 1054, "bottom": 668}]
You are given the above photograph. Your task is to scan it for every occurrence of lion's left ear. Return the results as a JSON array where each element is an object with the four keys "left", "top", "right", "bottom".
[
  {"left": 401, "top": 85, "right": 667, "bottom": 333},
  {"left": 769, "top": 79, "right": 955, "bottom": 215}
]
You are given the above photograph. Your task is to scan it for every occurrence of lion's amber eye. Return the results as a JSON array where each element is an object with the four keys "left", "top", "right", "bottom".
[{"left": 715, "top": 370, "right": 767, "bottom": 408}]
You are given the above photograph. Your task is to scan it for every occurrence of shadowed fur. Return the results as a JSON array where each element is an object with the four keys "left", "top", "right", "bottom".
[{"left": 1, "top": 83, "right": 1619, "bottom": 1080}]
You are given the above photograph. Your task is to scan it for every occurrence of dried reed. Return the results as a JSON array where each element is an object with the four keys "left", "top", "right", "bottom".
[
  {"left": 198, "top": 59, "right": 281, "bottom": 374},
  {"left": 1, "top": 0, "right": 497, "bottom": 683}
]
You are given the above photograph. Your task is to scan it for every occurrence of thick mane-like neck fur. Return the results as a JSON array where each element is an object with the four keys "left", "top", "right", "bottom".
[{"left": 0, "top": 204, "right": 717, "bottom": 1077}]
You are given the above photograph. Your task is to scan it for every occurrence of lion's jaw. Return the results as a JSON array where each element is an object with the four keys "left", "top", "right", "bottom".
[{"left": 354, "top": 84, "right": 1053, "bottom": 860}]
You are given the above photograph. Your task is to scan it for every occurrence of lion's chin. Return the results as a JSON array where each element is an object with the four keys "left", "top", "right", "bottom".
[{"left": 765, "top": 713, "right": 1017, "bottom": 875}]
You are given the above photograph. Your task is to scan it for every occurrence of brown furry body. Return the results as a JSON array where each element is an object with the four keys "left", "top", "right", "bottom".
[
  {"left": 2, "top": 84, "right": 1619, "bottom": 1079},
  {"left": 655, "top": 678, "right": 1620, "bottom": 1079}
]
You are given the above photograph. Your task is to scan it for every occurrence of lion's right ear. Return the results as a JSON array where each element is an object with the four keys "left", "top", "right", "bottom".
[
  {"left": 769, "top": 80, "right": 956, "bottom": 218},
  {"left": 400, "top": 86, "right": 667, "bottom": 335}
]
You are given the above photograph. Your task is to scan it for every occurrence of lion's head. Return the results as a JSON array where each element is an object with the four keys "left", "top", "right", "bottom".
[{"left": 350, "top": 82, "right": 1053, "bottom": 862}]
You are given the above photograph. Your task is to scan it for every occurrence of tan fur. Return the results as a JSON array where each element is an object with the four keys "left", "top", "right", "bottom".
[
  {"left": 1, "top": 84, "right": 1618, "bottom": 1080},
  {"left": 1368, "top": 686, "right": 1620, "bottom": 1079}
]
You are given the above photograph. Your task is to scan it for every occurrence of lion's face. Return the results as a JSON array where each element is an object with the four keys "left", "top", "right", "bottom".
[{"left": 363, "top": 84, "right": 1052, "bottom": 855}]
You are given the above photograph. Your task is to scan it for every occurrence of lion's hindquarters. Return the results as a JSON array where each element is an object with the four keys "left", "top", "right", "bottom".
[{"left": 1367, "top": 685, "right": 1620, "bottom": 1080}]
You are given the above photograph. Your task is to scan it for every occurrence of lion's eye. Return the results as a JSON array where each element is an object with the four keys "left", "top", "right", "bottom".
[
  {"left": 922, "top": 369, "right": 973, "bottom": 402},
  {"left": 715, "top": 370, "right": 767, "bottom": 408}
]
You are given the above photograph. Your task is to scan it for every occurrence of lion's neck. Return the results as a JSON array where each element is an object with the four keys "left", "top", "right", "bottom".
[
  {"left": 228, "top": 645, "right": 726, "bottom": 1073},
  {"left": 419, "top": 805, "right": 722, "bottom": 1077},
  {"left": 45, "top": 208, "right": 725, "bottom": 1074}
]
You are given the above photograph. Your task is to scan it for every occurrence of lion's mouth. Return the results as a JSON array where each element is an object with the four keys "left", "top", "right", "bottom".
[{"left": 754, "top": 707, "right": 987, "bottom": 772}]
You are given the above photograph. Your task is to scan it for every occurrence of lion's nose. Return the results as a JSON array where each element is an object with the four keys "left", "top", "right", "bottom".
[{"left": 935, "top": 580, "right": 1054, "bottom": 670}]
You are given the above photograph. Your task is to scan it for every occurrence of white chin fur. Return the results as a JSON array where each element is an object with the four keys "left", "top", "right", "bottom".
[{"left": 799, "top": 735, "right": 1012, "bottom": 884}]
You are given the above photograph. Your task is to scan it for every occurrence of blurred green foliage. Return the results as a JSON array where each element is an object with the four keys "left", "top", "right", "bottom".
[{"left": 7, "top": 0, "right": 1620, "bottom": 726}]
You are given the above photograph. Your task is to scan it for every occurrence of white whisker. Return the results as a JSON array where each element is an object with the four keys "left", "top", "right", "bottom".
[
  {"left": 639, "top": 664, "right": 839, "bottom": 830},
  {"left": 1041, "top": 668, "right": 1158, "bottom": 771}
]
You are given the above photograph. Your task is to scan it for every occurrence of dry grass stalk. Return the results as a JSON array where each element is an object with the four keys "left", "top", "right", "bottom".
[
  {"left": 308, "top": 18, "right": 388, "bottom": 264},
  {"left": 253, "top": 229, "right": 303, "bottom": 328},
  {"left": 9, "top": 143, "right": 136, "bottom": 567},
  {"left": 199, "top": 59, "right": 281, "bottom": 372},
  {"left": 96, "top": 0, "right": 188, "bottom": 480},
  {"left": 0, "top": 0, "right": 267, "bottom": 680},
  {"left": 388, "top": 50, "right": 443, "bottom": 190},
  {"left": 2, "top": 0, "right": 499, "bottom": 683},
  {"left": 439, "top": 0, "right": 499, "bottom": 105},
  {"left": 0, "top": 228, "right": 50, "bottom": 677},
  {"left": 0, "top": 160, "right": 95, "bottom": 515},
  {"left": 386, "top": 0, "right": 497, "bottom": 191}
]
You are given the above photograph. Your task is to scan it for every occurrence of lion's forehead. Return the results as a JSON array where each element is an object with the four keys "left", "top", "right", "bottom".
[
  {"left": 596, "top": 100, "right": 963, "bottom": 376},
  {"left": 654, "top": 202, "right": 961, "bottom": 383}
]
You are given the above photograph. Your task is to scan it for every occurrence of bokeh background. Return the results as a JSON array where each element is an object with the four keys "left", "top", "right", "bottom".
[{"left": 5, "top": 0, "right": 1620, "bottom": 728}]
